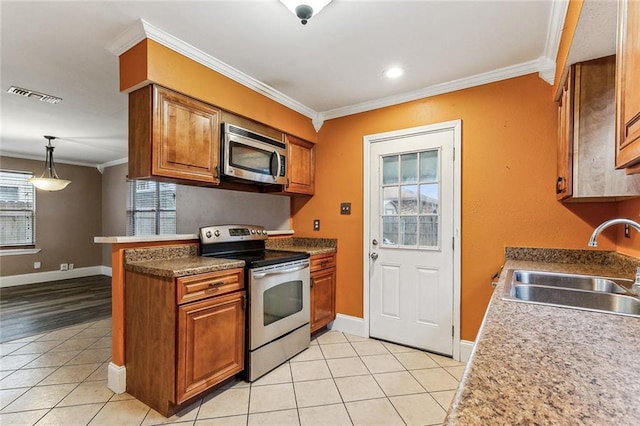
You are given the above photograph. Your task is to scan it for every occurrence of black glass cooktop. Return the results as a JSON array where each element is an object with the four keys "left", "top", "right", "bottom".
[{"left": 203, "top": 249, "right": 309, "bottom": 269}]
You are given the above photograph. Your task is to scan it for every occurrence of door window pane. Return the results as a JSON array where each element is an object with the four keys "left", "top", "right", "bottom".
[
  {"left": 263, "top": 280, "right": 303, "bottom": 326},
  {"left": 383, "top": 187, "right": 399, "bottom": 215},
  {"left": 419, "top": 184, "right": 439, "bottom": 214},
  {"left": 400, "top": 185, "right": 418, "bottom": 214},
  {"left": 383, "top": 216, "right": 398, "bottom": 245},
  {"left": 400, "top": 216, "right": 417, "bottom": 246},
  {"left": 419, "top": 151, "right": 438, "bottom": 182},
  {"left": 380, "top": 148, "right": 440, "bottom": 249},
  {"left": 419, "top": 216, "right": 439, "bottom": 247},
  {"left": 382, "top": 156, "right": 399, "bottom": 185},
  {"left": 401, "top": 153, "right": 417, "bottom": 183}
]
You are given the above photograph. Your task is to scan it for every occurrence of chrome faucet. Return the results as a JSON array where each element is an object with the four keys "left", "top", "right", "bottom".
[{"left": 588, "top": 218, "right": 640, "bottom": 247}]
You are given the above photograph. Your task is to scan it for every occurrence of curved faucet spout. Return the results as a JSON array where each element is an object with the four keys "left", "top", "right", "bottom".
[{"left": 588, "top": 218, "right": 640, "bottom": 247}]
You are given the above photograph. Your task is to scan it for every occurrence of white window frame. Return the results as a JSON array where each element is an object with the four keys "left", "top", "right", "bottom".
[
  {"left": 0, "top": 170, "right": 36, "bottom": 249},
  {"left": 126, "top": 180, "right": 177, "bottom": 236}
]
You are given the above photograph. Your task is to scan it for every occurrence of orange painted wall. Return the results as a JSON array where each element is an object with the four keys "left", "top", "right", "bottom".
[
  {"left": 292, "top": 73, "right": 620, "bottom": 341},
  {"left": 617, "top": 198, "right": 640, "bottom": 258},
  {"left": 119, "top": 39, "right": 317, "bottom": 142}
]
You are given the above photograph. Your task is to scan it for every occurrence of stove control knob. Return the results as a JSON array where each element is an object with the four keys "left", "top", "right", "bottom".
[
  {"left": 214, "top": 230, "right": 221, "bottom": 237},
  {"left": 262, "top": 230, "right": 267, "bottom": 235},
  {"left": 205, "top": 231, "right": 212, "bottom": 238},
  {"left": 251, "top": 229, "right": 256, "bottom": 234}
]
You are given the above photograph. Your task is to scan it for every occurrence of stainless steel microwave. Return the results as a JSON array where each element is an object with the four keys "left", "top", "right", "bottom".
[{"left": 221, "top": 123, "right": 287, "bottom": 185}]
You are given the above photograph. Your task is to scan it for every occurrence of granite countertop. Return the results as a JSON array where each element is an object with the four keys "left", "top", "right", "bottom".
[
  {"left": 123, "top": 237, "right": 336, "bottom": 278},
  {"left": 123, "top": 244, "right": 244, "bottom": 278},
  {"left": 266, "top": 237, "right": 337, "bottom": 256},
  {"left": 446, "top": 248, "right": 640, "bottom": 425}
]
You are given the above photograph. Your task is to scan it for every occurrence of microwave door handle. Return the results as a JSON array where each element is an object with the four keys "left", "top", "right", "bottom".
[
  {"left": 272, "top": 150, "right": 282, "bottom": 181},
  {"left": 252, "top": 263, "right": 309, "bottom": 279}
]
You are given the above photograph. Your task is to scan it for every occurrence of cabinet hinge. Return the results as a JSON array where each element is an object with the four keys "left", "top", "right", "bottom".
[
  {"left": 452, "top": 325, "right": 454, "bottom": 337},
  {"left": 242, "top": 294, "right": 247, "bottom": 311},
  {"left": 452, "top": 236, "right": 455, "bottom": 250}
]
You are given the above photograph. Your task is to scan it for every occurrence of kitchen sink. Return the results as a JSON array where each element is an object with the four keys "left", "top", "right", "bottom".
[
  {"left": 513, "top": 270, "right": 632, "bottom": 294},
  {"left": 502, "top": 270, "right": 640, "bottom": 318}
]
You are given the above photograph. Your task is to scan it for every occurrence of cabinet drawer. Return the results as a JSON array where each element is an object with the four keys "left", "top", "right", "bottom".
[
  {"left": 177, "top": 268, "right": 244, "bottom": 305},
  {"left": 310, "top": 253, "right": 336, "bottom": 272}
]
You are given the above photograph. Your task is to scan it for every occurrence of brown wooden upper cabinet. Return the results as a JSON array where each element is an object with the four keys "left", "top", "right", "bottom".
[
  {"left": 129, "top": 85, "right": 221, "bottom": 184},
  {"left": 284, "top": 135, "right": 315, "bottom": 195},
  {"left": 557, "top": 56, "right": 640, "bottom": 201},
  {"left": 615, "top": 0, "right": 640, "bottom": 172}
]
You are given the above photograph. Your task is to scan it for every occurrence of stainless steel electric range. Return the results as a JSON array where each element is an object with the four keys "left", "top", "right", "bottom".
[{"left": 199, "top": 224, "right": 310, "bottom": 381}]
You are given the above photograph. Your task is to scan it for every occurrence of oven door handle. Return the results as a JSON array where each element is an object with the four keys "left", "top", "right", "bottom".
[{"left": 252, "top": 263, "right": 309, "bottom": 279}]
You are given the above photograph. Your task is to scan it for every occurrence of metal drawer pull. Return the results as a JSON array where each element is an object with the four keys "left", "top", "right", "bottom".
[
  {"left": 206, "top": 281, "right": 226, "bottom": 290},
  {"left": 252, "top": 263, "right": 309, "bottom": 279}
]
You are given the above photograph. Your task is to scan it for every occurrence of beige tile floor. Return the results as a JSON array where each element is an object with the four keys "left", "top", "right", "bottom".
[{"left": 0, "top": 319, "right": 465, "bottom": 425}]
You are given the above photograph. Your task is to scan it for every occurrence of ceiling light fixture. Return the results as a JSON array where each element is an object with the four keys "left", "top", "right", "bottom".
[
  {"left": 28, "top": 136, "right": 71, "bottom": 191},
  {"left": 384, "top": 67, "right": 404, "bottom": 79},
  {"left": 280, "top": 0, "right": 332, "bottom": 25}
]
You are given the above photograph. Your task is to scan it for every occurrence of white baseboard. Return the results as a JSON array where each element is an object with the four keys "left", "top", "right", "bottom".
[
  {"left": 328, "top": 314, "right": 366, "bottom": 337},
  {"left": 101, "top": 266, "right": 113, "bottom": 277},
  {"left": 459, "top": 340, "right": 475, "bottom": 364},
  {"left": 0, "top": 266, "right": 109, "bottom": 288},
  {"left": 107, "top": 362, "right": 126, "bottom": 394}
]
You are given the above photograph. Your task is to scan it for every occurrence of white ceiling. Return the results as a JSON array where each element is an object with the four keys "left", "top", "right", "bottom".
[{"left": 0, "top": 0, "right": 615, "bottom": 167}]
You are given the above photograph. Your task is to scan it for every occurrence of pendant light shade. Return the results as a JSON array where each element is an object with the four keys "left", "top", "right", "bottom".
[
  {"left": 28, "top": 136, "right": 71, "bottom": 191},
  {"left": 280, "top": 0, "right": 332, "bottom": 24}
]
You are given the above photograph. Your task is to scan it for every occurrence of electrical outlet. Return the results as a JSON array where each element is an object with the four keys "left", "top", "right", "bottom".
[
  {"left": 68, "top": 263, "right": 74, "bottom": 270},
  {"left": 313, "top": 219, "right": 320, "bottom": 231},
  {"left": 60, "top": 263, "right": 68, "bottom": 271},
  {"left": 625, "top": 224, "right": 630, "bottom": 238},
  {"left": 340, "top": 202, "right": 351, "bottom": 215},
  {"left": 34, "top": 262, "right": 41, "bottom": 269}
]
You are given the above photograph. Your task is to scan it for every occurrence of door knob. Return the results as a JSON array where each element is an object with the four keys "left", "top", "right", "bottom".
[
  {"left": 370, "top": 252, "right": 378, "bottom": 260},
  {"left": 372, "top": 239, "right": 378, "bottom": 246}
]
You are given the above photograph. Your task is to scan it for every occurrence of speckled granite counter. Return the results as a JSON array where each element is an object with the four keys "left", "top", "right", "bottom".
[
  {"left": 123, "top": 244, "right": 244, "bottom": 278},
  {"left": 266, "top": 237, "right": 337, "bottom": 256},
  {"left": 445, "top": 248, "right": 640, "bottom": 425},
  {"left": 123, "top": 238, "right": 336, "bottom": 278}
]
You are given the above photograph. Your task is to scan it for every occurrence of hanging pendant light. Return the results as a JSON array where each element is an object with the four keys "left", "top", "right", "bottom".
[
  {"left": 280, "top": 0, "right": 332, "bottom": 24},
  {"left": 28, "top": 136, "right": 71, "bottom": 191}
]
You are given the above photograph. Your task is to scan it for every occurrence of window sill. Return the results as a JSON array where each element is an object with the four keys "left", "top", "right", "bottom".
[{"left": 0, "top": 248, "right": 42, "bottom": 257}]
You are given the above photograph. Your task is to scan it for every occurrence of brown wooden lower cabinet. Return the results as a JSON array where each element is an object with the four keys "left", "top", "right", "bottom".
[
  {"left": 125, "top": 268, "right": 245, "bottom": 417},
  {"left": 310, "top": 253, "right": 336, "bottom": 333}
]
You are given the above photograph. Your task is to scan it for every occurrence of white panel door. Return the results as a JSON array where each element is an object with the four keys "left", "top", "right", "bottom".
[{"left": 369, "top": 126, "right": 455, "bottom": 355}]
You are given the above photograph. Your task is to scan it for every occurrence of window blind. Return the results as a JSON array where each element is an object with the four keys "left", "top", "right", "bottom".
[
  {"left": 126, "top": 180, "right": 176, "bottom": 236},
  {"left": 0, "top": 170, "right": 35, "bottom": 246}
]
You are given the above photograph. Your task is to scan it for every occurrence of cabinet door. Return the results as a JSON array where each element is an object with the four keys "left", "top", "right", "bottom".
[
  {"left": 177, "top": 291, "right": 245, "bottom": 403},
  {"left": 616, "top": 0, "right": 640, "bottom": 170},
  {"left": 556, "top": 70, "right": 573, "bottom": 200},
  {"left": 285, "top": 135, "right": 315, "bottom": 195},
  {"left": 310, "top": 268, "right": 336, "bottom": 333},
  {"left": 153, "top": 86, "right": 221, "bottom": 183}
]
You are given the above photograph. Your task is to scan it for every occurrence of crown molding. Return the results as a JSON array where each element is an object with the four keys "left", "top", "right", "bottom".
[
  {"left": 319, "top": 59, "right": 540, "bottom": 121},
  {"left": 105, "top": 20, "right": 146, "bottom": 56},
  {"left": 537, "top": 0, "right": 569, "bottom": 84},
  {"left": 105, "top": 19, "right": 317, "bottom": 121},
  {"left": 106, "top": 19, "right": 559, "bottom": 131},
  {"left": 97, "top": 157, "right": 128, "bottom": 174}
]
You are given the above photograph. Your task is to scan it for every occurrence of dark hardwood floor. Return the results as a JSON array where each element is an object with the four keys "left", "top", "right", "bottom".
[{"left": 0, "top": 275, "right": 112, "bottom": 343}]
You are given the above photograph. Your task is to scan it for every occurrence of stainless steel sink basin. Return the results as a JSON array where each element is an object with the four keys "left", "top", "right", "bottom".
[
  {"left": 502, "top": 270, "right": 640, "bottom": 318},
  {"left": 513, "top": 270, "right": 632, "bottom": 294},
  {"left": 512, "top": 284, "right": 640, "bottom": 317}
]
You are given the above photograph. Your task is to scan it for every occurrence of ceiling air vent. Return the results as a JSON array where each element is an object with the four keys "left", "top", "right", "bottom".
[{"left": 7, "top": 86, "right": 62, "bottom": 104}]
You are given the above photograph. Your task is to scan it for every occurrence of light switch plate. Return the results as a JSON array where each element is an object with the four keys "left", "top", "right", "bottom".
[
  {"left": 313, "top": 219, "right": 320, "bottom": 231},
  {"left": 340, "top": 202, "right": 351, "bottom": 215}
]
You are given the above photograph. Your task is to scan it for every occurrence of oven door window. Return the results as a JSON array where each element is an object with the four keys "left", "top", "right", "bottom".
[
  {"left": 230, "top": 141, "right": 276, "bottom": 176},
  {"left": 263, "top": 279, "right": 303, "bottom": 326}
]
